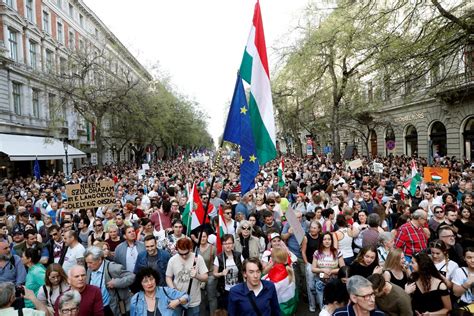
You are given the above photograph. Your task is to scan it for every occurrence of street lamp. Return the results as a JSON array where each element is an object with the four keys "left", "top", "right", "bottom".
[{"left": 63, "top": 139, "right": 69, "bottom": 178}]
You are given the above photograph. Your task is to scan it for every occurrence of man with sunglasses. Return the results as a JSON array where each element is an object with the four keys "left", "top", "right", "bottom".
[
  {"left": 46, "top": 225, "right": 67, "bottom": 265},
  {"left": 333, "top": 275, "right": 385, "bottom": 316}
]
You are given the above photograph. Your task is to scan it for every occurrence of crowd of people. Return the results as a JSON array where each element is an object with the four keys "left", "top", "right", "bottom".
[{"left": 0, "top": 154, "right": 473, "bottom": 316}]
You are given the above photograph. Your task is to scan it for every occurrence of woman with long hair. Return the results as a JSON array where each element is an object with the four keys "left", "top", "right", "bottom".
[
  {"left": 88, "top": 218, "right": 106, "bottom": 247},
  {"left": 456, "top": 205, "right": 474, "bottom": 249},
  {"left": 409, "top": 252, "right": 451, "bottom": 315},
  {"left": 263, "top": 247, "right": 298, "bottom": 316},
  {"left": 352, "top": 210, "right": 368, "bottom": 254},
  {"left": 430, "top": 239, "right": 459, "bottom": 289},
  {"left": 321, "top": 208, "right": 335, "bottom": 233},
  {"left": 383, "top": 248, "right": 411, "bottom": 291},
  {"left": 130, "top": 267, "right": 189, "bottom": 316},
  {"left": 198, "top": 230, "right": 217, "bottom": 315},
  {"left": 312, "top": 232, "right": 345, "bottom": 309},
  {"left": 349, "top": 245, "right": 382, "bottom": 278},
  {"left": 37, "top": 263, "right": 69, "bottom": 314},
  {"left": 301, "top": 220, "right": 322, "bottom": 312},
  {"left": 334, "top": 214, "right": 355, "bottom": 265}
]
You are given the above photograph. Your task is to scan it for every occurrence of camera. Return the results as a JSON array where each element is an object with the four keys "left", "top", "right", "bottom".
[{"left": 15, "top": 286, "right": 25, "bottom": 297}]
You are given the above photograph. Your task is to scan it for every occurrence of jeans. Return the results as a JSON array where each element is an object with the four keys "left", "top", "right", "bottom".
[
  {"left": 314, "top": 279, "right": 326, "bottom": 309},
  {"left": 305, "top": 263, "right": 316, "bottom": 310},
  {"left": 174, "top": 305, "right": 200, "bottom": 316},
  {"left": 344, "top": 256, "right": 354, "bottom": 266},
  {"left": 203, "top": 274, "right": 218, "bottom": 315},
  {"left": 294, "top": 258, "right": 307, "bottom": 300}
]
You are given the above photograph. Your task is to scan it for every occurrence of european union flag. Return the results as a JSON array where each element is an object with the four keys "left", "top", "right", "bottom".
[
  {"left": 223, "top": 75, "right": 259, "bottom": 195},
  {"left": 33, "top": 157, "right": 41, "bottom": 180}
]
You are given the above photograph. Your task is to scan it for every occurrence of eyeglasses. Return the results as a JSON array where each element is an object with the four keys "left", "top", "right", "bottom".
[
  {"left": 268, "top": 204, "right": 275, "bottom": 207},
  {"left": 60, "top": 307, "right": 79, "bottom": 315},
  {"left": 354, "top": 292, "right": 375, "bottom": 301},
  {"left": 241, "top": 226, "right": 251, "bottom": 231},
  {"left": 434, "top": 210, "right": 444, "bottom": 214},
  {"left": 178, "top": 251, "right": 190, "bottom": 257},
  {"left": 225, "top": 212, "right": 232, "bottom": 215},
  {"left": 94, "top": 224, "right": 103, "bottom": 227}
]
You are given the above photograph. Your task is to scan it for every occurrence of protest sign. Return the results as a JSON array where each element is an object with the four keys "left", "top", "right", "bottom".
[
  {"left": 66, "top": 180, "right": 115, "bottom": 210},
  {"left": 373, "top": 162, "right": 384, "bottom": 173},
  {"left": 423, "top": 167, "right": 449, "bottom": 184},
  {"left": 285, "top": 208, "right": 305, "bottom": 245},
  {"left": 348, "top": 159, "right": 363, "bottom": 170},
  {"left": 142, "top": 163, "right": 150, "bottom": 170}
]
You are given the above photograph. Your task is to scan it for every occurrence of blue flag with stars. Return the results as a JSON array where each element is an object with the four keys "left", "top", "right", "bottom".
[
  {"left": 223, "top": 75, "right": 259, "bottom": 195},
  {"left": 33, "top": 157, "right": 41, "bottom": 180}
]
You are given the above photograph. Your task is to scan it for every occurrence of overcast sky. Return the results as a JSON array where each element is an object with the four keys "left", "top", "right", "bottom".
[{"left": 84, "top": 0, "right": 310, "bottom": 144}]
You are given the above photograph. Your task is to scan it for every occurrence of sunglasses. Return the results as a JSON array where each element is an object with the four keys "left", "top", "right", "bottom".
[
  {"left": 225, "top": 212, "right": 232, "bottom": 215},
  {"left": 241, "top": 226, "right": 251, "bottom": 231},
  {"left": 268, "top": 204, "right": 275, "bottom": 207},
  {"left": 434, "top": 210, "right": 444, "bottom": 214},
  {"left": 178, "top": 251, "right": 190, "bottom": 257}
]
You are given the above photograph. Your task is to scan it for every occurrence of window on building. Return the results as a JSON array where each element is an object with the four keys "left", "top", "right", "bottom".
[
  {"left": 79, "top": 39, "right": 84, "bottom": 50},
  {"left": 5, "top": 0, "right": 13, "bottom": 8},
  {"left": 26, "top": 0, "right": 34, "bottom": 23},
  {"left": 48, "top": 93, "right": 56, "bottom": 119},
  {"left": 68, "top": 3, "right": 73, "bottom": 17},
  {"left": 12, "top": 82, "right": 22, "bottom": 115},
  {"left": 57, "top": 22, "right": 64, "bottom": 43},
  {"left": 43, "top": 11, "right": 50, "bottom": 33},
  {"left": 29, "top": 40, "right": 37, "bottom": 69},
  {"left": 59, "top": 57, "right": 67, "bottom": 74},
  {"left": 68, "top": 30, "right": 75, "bottom": 49},
  {"left": 32, "top": 89, "right": 40, "bottom": 118},
  {"left": 8, "top": 29, "right": 18, "bottom": 62},
  {"left": 79, "top": 14, "right": 83, "bottom": 27},
  {"left": 56, "top": 0, "right": 62, "bottom": 8},
  {"left": 45, "top": 49, "right": 53, "bottom": 72}
]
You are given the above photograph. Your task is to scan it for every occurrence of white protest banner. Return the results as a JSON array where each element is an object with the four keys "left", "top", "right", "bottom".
[
  {"left": 142, "top": 163, "right": 150, "bottom": 170},
  {"left": 137, "top": 169, "right": 145, "bottom": 180},
  {"left": 373, "top": 162, "right": 384, "bottom": 174},
  {"left": 285, "top": 208, "right": 305, "bottom": 245},
  {"left": 348, "top": 159, "right": 363, "bottom": 170},
  {"left": 66, "top": 180, "right": 115, "bottom": 210}
]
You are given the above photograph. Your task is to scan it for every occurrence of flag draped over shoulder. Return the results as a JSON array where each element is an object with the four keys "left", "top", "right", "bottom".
[
  {"left": 223, "top": 75, "right": 259, "bottom": 195},
  {"left": 239, "top": 1, "right": 276, "bottom": 165},
  {"left": 403, "top": 159, "right": 422, "bottom": 195},
  {"left": 262, "top": 264, "right": 298, "bottom": 316},
  {"left": 33, "top": 158, "right": 41, "bottom": 180}
]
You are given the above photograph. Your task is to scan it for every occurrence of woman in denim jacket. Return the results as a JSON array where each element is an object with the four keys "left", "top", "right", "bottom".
[{"left": 130, "top": 267, "right": 189, "bottom": 316}]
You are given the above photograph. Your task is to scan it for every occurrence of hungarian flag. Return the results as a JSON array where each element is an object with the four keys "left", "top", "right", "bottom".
[
  {"left": 278, "top": 157, "right": 285, "bottom": 187},
  {"left": 262, "top": 263, "right": 298, "bottom": 316},
  {"left": 216, "top": 206, "right": 225, "bottom": 254},
  {"left": 403, "top": 159, "right": 422, "bottom": 196},
  {"left": 181, "top": 184, "right": 209, "bottom": 234},
  {"left": 240, "top": 1, "right": 277, "bottom": 165}
]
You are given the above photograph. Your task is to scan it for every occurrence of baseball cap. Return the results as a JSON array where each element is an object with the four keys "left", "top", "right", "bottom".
[{"left": 269, "top": 232, "right": 281, "bottom": 241}]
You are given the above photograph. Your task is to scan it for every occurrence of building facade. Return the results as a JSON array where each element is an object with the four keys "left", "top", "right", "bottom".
[{"left": 0, "top": 0, "right": 151, "bottom": 177}]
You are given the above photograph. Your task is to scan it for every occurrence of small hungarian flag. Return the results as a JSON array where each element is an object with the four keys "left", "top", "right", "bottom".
[
  {"left": 403, "top": 159, "right": 422, "bottom": 196},
  {"left": 278, "top": 157, "right": 285, "bottom": 187},
  {"left": 216, "top": 206, "right": 225, "bottom": 254},
  {"left": 181, "top": 184, "right": 209, "bottom": 234}
]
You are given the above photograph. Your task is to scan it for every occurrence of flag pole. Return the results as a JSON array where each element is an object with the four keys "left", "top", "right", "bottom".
[{"left": 184, "top": 141, "right": 224, "bottom": 306}]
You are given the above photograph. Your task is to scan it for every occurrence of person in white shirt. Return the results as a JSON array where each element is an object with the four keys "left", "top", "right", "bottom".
[{"left": 62, "top": 230, "right": 86, "bottom": 274}]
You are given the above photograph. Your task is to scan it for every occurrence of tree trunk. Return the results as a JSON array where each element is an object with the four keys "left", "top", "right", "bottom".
[{"left": 331, "top": 104, "right": 342, "bottom": 162}]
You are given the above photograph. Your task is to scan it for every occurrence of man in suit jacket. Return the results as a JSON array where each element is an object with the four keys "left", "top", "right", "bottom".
[
  {"left": 113, "top": 226, "right": 145, "bottom": 272},
  {"left": 84, "top": 246, "right": 135, "bottom": 316}
]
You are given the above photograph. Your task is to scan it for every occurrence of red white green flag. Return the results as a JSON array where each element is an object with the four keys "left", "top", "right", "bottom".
[
  {"left": 403, "top": 159, "right": 422, "bottom": 196},
  {"left": 239, "top": 1, "right": 277, "bottom": 165}
]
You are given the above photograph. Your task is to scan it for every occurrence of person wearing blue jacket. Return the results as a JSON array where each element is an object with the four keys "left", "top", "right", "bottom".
[
  {"left": 134, "top": 235, "right": 170, "bottom": 286},
  {"left": 228, "top": 257, "right": 280, "bottom": 316},
  {"left": 130, "top": 267, "right": 189, "bottom": 316}
]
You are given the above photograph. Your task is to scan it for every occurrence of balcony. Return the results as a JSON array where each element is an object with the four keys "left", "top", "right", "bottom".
[{"left": 434, "top": 71, "right": 474, "bottom": 103}]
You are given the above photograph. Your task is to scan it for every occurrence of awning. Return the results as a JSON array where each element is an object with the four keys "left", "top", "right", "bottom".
[{"left": 0, "top": 134, "right": 87, "bottom": 161}]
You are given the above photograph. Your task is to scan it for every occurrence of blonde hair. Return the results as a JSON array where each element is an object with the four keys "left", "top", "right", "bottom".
[
  {"left": 271, "top": 248, "right": 294, "bottom": 283},
  {"left": 383, "top": 248, "right": 404, "bottom": 271}
]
